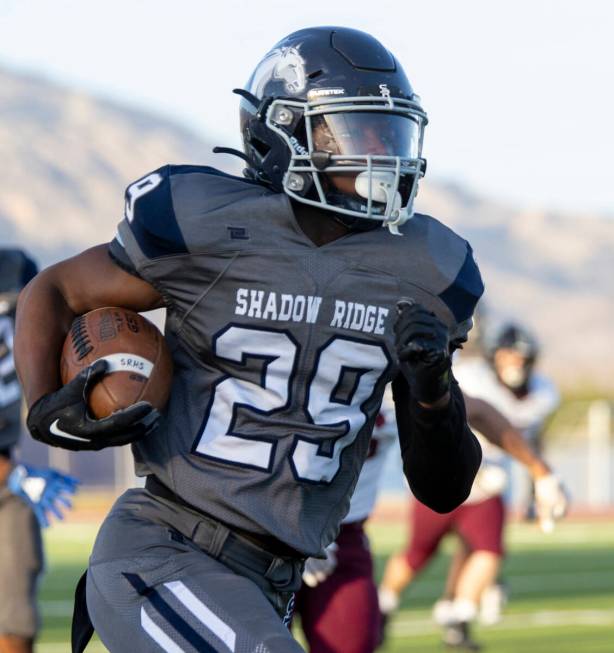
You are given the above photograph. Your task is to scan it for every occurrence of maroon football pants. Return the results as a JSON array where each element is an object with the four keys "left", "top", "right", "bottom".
[
  {"left": 294, "top": 520, "right": 380, "bottom": 653},
  {"left": 405, "top": 495, "right": 506, "bottom": 572}
]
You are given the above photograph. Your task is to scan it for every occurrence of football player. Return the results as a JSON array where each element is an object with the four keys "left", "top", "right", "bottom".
[
  {"left": 378, "top": 324, "right": 565, "bottom": 650},
  {"left": 477, "top": 323, "right": 560, "bottom": 520},
  {"left": 0, "top": 249, "right": 78, "bottom": 653},
  {"left": 440, "top": 322, "right": 562, "bottom": 641},
  {"left": 15, "top": 28, "right": 484, "bottom": 653}
]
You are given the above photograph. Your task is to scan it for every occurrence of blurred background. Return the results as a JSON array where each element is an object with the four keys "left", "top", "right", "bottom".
[{"left": 1, "top": 1, "right": 613, "bottom": 651}]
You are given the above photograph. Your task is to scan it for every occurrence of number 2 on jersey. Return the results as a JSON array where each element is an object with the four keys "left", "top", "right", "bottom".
[{"left": 193, "top": 325, "right": 390, "bottom": 484}]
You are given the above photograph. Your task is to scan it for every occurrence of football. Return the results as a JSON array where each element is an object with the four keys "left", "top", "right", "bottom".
[{"left": 60, "top": 307, "right": 173, "bottom": 419}]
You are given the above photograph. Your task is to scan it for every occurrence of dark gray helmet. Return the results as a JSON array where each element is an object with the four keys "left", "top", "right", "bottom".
[
  {"left": 489, "top": 323, "right": 540, "bottom": 362},
  {"left": 0, "top": 248, "right": 38, "bottom": 315},
  {"left": 487, "top": 323, "right": 539, "bottom": 390},
  {"left": 228, "top": 27, "right": 428, "bottom": 233}
]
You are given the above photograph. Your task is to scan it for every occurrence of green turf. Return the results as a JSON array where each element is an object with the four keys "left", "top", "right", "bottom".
[{"left": 37, "top": 520, "right": 614, "bottom": 652}]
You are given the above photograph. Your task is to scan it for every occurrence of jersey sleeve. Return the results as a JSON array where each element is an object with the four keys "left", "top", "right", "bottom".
[
  {"left": 108, "top": 165, "right": 188, "bottom": 280},
  {"left": 437, "top": 242, "right": 484, "bottom": 344},
  {"left": 108, "top": 164, "right": 271, "bottom": 294},
  {"left": 397, "top": 217, "right": 485, "bottom": 346}
]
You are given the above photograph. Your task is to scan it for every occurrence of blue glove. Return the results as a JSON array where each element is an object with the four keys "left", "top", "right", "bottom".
[{"left": 7, "top": 464, "right": 79, "bottom": 527}]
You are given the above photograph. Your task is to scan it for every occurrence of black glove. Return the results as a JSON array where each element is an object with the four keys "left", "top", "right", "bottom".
[
  {"left": 394, "top": 299, "right": 451, "bottom": 404},
  {"left": 26, "top": 360, "right": 160, "bottom": 451}
]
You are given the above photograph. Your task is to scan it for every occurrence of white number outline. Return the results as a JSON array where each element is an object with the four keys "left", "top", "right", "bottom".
[
  {"left": 192, "top": 326, "right": 391, "bottom": 483},
  {"left": 125, "top": 172, "right": 163, "bottom": 222},
  {"left": 289, "top": 335, "right": 392, "bottom": 485},
  {"left": 192, "top": 324, "right": 300, "bottom": 473}
]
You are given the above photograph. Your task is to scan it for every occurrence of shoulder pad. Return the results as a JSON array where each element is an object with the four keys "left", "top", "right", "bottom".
[
  {"left": 123, "top": 165, "right": 186, "bottom": 259},
  {"left": 124, "top": 165, "right": 265, "bottom": 259},
  {"left": 407, "top": 213, "right": 484, "bottom": 325},
  {"left": 438, "top": 242, "right": 484, "bottom": 325}
]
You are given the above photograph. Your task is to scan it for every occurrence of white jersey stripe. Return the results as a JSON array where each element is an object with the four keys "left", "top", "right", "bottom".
[
  {"left": 141, "top": 606, "right": 186, "bottom": 653},
  {"left": 164, "top": 581, "right": 237, "bottom": 652}
]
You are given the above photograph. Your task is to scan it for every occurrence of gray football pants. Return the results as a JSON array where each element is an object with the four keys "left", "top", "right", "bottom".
[
  {"left": 0, "top": 493, "right": 43, "bottom": 638},
  {"left": 86, "top": 489, "right": 305, "bottom": 653}
]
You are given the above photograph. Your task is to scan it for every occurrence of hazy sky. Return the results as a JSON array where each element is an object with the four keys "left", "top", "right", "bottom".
[{"left": 1, "top": 0, "right": 612, "bottom": 214}]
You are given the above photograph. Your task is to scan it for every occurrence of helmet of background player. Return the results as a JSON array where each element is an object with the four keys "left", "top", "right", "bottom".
[
  {"left": 0, "top": 249, "right": 38, "bottom": 316},
  {"left": 488, "top": 323, "right": 539, "bottom": 390},
  {"left": 237, "top": 27, "right": 428, "bottom": 233}
]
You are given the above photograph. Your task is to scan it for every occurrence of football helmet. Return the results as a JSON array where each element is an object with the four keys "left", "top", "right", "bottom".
[
  {"left": 0, "top": 248, "right": 38, "bottom": 316},
  {"left": 488, "top": 323, "right": 539, "bottom": 389},
  {"left": 232, "top": 27, "right": 428, "bottom": 233}
]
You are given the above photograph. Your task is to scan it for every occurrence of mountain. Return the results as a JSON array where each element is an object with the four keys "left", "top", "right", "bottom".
[
  {"left": 1, "top": 66, "right": 612, "bottom": 391},
  {"left": 417, "top": 184, "right": 614, "bottom": 391},
  {"left": 0, "top": 66, "right": 215, "bottom": 263}
]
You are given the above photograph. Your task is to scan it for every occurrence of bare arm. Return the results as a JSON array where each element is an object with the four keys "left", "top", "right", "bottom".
[
  {"left": 463, "top": 394, "right": 550, "bottom": 479},
  {"left": 15, "top": 244, "right": 163, "bottom": 408}
]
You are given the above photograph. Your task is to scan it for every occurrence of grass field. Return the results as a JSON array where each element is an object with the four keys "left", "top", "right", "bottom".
[{"left": 37, "top": 518, "right": 614, "bottom": 652}]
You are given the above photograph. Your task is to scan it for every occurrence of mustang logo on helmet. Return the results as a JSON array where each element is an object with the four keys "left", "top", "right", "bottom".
[{"left": 252, "top": 47, "right": 306, "bottom": 97}]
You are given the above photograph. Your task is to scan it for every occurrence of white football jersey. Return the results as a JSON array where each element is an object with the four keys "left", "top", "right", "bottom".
[
  {"left": 343, "top": 385, "right": 398, "bottom": 523},
  {"left": 455, "top": 356, "right": 559, "bottom": 503}
]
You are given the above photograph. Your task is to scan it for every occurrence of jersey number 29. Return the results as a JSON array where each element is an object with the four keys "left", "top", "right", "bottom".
[{"left": 193, "top": 325, "right": 390, "bottom": 484}]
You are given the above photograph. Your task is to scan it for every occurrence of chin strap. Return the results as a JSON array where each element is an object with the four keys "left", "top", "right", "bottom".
[
  {"left": 212, "top": 147, "right": 275, "bottom": 188},
  {"left": 212, "top": 146, "right": 251, "bottom": 163}
]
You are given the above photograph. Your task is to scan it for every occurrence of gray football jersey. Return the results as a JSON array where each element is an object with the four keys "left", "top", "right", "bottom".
[{"left": 110, "top": 165, "right": 483, "bottom": 556}]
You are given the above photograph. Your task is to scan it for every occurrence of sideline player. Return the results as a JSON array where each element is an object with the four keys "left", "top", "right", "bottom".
[
  {"left": 16, "top": 28, "right": 484, "bottom": 653},
  {"left": 0, "top": 249, "right": 77, "bottom": 653},
  {"left": 461, "top": 323, "right": 560, "bottom": 518},
  {"left": 437, "top": 322, "right": 561, "bottom": 642},
  {"left": 378, "top": 326, "right": 565, "bottom": 650}
]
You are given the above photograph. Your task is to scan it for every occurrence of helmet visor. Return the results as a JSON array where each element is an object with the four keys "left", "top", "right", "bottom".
[{"left": 311, "top": 112, "right": 422, "bottom": 161}]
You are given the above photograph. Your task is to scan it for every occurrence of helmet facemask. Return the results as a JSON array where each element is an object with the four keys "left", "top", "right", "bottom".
[
  {"left": 265, "top": 94, "right": 427, "bottom": 234},
  {"left": 493, "top": 348, "right": 536, "bottom": 390}
]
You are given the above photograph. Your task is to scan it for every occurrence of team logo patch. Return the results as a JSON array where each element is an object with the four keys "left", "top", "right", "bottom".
[{"left": 227, "top": 226, "right": 250, "bottom": 240}]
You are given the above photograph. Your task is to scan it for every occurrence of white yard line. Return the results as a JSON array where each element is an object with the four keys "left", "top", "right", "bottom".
[
  {"left": 388, "top": 569, "right": 613, "bottom": 597},
  {"left": 390, "top": 609, "right": 614, "bottom": 637}
]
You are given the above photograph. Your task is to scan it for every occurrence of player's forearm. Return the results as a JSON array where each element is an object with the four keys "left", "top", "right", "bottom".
[
  {"left": 15, "top": 269, "right": 76, "bottom": 407},
  {"left": 15, "top": 245, "right": 163, "bottom": 409},
  {"left": 393, "top": 376, "right": 482, "bottom": 513},
  {"left": 465, "top": 396, "right": 550, "bottom": 478},
  {"left": 499, "top": 428, "right": 550, "bottom": 478}
]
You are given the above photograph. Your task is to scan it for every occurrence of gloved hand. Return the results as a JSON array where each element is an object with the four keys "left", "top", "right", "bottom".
[
  {"left": 7, "top": 464, "right": 79, "bottom": 527},
  {"left": 535, "top": 474, "right": 569, "bottom": 533},
  {"left": 26, "top": 360, "right": 159, "bottom": 451},
  {"left": 302, "top": 542, "right": 338, "bottom": 588},
  {"left": 394, "top": 300, "right": 451, "bottom": 404}
]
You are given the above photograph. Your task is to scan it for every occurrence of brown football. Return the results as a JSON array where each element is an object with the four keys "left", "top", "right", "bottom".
[{"left": 60, "top": 307, "right": 173, "bottom": 419}]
